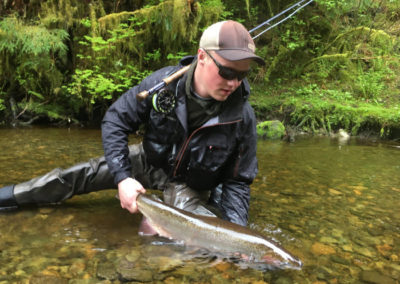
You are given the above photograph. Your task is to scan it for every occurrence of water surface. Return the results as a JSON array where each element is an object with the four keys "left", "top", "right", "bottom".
[{"left": 0, "top": 127, "right": 399, "bottom": 283}]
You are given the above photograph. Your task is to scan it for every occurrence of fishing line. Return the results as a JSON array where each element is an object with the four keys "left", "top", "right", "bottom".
[{"left": 250, "top": 0, "right": 314, "bottom": 40}]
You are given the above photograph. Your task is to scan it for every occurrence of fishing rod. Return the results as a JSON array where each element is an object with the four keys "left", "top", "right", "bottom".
[
  {"left": 137, "top": 0, "right": 314, "bottom": 113},
  {"left": 250, "top": 0, "right": 314, "bottom": 39}
]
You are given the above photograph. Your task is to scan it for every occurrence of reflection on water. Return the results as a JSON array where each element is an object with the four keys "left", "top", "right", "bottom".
[{"left": 0, "top": 127, "right": 399, "bottom": 283}]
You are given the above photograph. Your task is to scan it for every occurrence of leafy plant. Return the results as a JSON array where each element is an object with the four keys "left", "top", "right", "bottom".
[{"left": 0, "top": 16, "right": 69, "bottom": 123}]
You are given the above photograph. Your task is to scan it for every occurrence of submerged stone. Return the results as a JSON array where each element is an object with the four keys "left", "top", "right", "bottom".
[
  {"left": 96, "top": 262, "right": 118, "bottom": 281},
  {"left": 330, "top": 255, "right": 351, "bottom": 265},
  {"left": 360, "top": 270, "right": 396, "bottom": 284},
  {"left": 29, "top": 275, "right": 68, "bottom": 284},
  {"left": 125, "top": 251, "right": 141, "bottom": 262},
  {"left": 118, "top": 267, "right": 153, "bottom": 282},
  {"left": 117, "top": 258, "right": 153, "bottom": 282},
  {"left": 311, "top": 242, "right": 336, "bottom": 255}
]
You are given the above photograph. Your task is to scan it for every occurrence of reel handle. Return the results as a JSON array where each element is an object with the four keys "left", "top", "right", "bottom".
[
  {"left": 136, "top": 90, "right": 150, "bottom": 101},
  {"left": 136, "top": 64, "right": 191, "bottom": 101}
]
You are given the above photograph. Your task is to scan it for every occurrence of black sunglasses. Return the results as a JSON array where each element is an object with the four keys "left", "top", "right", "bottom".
[{"left": 204, "top": 49, "right": 250, "bottom": 81}]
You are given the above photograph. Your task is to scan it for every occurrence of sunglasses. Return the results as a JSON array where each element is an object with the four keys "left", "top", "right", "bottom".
[{"left": 204, "top": 49, "right": 250, "bottom": 81}]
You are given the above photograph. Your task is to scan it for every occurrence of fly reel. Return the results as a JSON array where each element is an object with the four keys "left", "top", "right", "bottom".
[
  {"left": 136, "top": 64, "right": 191, "bottom": 113},
  {"left": 151, "top": 88, "right": 176, "bottom": 113}
]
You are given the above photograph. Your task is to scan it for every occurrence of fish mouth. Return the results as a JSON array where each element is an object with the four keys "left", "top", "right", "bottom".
[{"left": 261, "top": 255, "right": 303, "bottom": 270}]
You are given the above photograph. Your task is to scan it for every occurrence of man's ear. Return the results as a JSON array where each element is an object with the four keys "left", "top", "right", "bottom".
[{"left": 197, "top": 48, "right": 207, "bottom": 65}]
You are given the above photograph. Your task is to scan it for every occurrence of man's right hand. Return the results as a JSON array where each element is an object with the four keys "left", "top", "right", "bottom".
[{"left": 117, "top": 177, "right": 146, "bottom": 213}]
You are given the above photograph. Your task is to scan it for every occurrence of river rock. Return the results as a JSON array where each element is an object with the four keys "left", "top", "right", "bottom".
[
  {"left": 330, "top": 255, "right": 351, "bottom": 265},
  {"left": 214, "top": 261, "right": 231, "bottom": 272},
  {"left": 360, "top": 270, "right": 396, "bottom": 284},
  {"left": 311, "top": 242, "right": 336, "bottom": 255},
  {"left": 117, "top": 258, "right": 153, "bottom": 282},
  {"left": 125, "top": 251, "right": 141, "bottom": 262},
  {"left": 354, "top": 246, "right": 374, "bottom": 258},
  {"left": 118, "top": 267, "right": 153, "bottom": 282},
  {"left": 316, "top": 266, "right": 334, "bottom": 280},
  {"left": 96, "top": 261, "right": 118, "bottom": 281},
  {"left": 328, "top": 188, "right": 343, "bottom": 195},
  {"left": 320, "top": 236, "right": 338, "bottom": 244},
  {"left": 341, "top": 244, "right": 353, "bottom": 252},
  {"left": 376, "top": 243, "right": 392, "bottom": 256},
  {"left": 147, "top": 256, "right": 183, "bottom": 273},
  {"left": 274, "top": 276, "right": 293, "bottom": 284},
  {"left": 29, "top": 275, "right": 68, "bottom": 284},
  {"left": 257, "top": 120, "right": 286, "bottom": 140}
]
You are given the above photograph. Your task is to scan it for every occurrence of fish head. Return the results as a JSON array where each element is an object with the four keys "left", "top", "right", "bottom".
[{"left": 260, "top": 253, "right": 303, "bottom": 270}]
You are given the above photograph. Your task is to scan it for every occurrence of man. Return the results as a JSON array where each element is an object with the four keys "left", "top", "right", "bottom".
[{"left": 0, "top": 20, "right": 264, "bottom": 226}]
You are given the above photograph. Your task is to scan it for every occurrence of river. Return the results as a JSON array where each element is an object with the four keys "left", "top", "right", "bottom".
[{"left": 0, "top": 127, "right": 399, "bottom": 283}]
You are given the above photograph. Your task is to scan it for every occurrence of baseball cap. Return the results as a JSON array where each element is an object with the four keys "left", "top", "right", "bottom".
[{"left": 199, "top": 20, "right": 265, "bottom": 65}]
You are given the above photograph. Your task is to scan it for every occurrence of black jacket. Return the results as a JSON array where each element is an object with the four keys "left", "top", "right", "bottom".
[{"left": 101, "top": 56, "right": 258, "bottom": 225}]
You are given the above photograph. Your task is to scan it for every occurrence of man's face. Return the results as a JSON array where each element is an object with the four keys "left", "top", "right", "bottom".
[{"left": 194, "top": 49, "right": 252, "bottom": 101}]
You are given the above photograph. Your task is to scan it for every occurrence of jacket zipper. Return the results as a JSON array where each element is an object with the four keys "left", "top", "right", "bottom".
[{"left": 172, "top": 119, "right": 242, "bottom": 177}]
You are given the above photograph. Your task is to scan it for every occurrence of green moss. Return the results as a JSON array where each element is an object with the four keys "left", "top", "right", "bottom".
[
  {"left": 257, "top": 120, "right": 286, "bottom": 140},
  {"left": 250, "top": 82, "right": 400, "bottom": 138}
]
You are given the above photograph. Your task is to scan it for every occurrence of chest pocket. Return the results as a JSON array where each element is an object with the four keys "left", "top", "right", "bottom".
[
  {"left": 145, "top": 110, "right": 181, "bottom": 144},
  {"left": 185, "top": 133, "right": 232, "bottom": 191},
  {"left": 188, "top": 133, "right": 231, "bottom": 173}
]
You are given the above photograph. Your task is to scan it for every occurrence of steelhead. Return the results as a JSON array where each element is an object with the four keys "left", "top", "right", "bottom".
[{"left": 136, "top": 194, "right": 302, "bottom": 270}]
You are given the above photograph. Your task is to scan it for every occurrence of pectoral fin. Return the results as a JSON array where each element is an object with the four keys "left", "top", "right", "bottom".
[{"left": 138, "top": 217, "right": 158, "bottom": 236}]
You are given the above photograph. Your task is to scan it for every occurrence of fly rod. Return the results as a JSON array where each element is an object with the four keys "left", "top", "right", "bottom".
[{"left": 137, "top": 0, "right": 314, "bottom": 113}]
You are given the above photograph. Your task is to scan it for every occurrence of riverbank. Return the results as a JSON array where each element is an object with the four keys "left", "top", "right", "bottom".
[{"left": 250, "top": 81, "right": 400, "bottom": 141}]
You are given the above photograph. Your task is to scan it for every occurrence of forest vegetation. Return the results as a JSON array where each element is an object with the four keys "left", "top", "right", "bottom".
[{"left": 0, "top": 0, "right": 399, "bottom": 139}]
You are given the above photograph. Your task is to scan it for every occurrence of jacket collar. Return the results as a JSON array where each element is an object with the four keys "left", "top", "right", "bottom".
[{"left": 175, "top": 56, "right": 250, "bottom": 131}]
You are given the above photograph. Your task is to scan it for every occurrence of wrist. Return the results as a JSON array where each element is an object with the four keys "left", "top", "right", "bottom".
[{"left": 114, "top": 171, "right": 132, "bottom": 185}]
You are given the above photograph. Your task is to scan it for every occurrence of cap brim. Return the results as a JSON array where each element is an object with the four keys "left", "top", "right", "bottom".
[{"left": 216, "top": 49, "right": 265, "bottom": 66}]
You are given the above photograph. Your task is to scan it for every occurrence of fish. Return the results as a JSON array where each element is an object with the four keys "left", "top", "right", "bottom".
[{"left": 136, "top": 194, "right": 303, "bottom": 270}]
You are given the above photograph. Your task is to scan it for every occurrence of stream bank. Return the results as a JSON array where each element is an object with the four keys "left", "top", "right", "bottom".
[{"left": 251, "top": 82, "right": 400, "bottom": 141}]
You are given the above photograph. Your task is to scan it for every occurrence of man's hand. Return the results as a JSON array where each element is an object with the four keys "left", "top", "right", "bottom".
[{"left": 118, "top": 177, "right": 146, "bottom": 213}]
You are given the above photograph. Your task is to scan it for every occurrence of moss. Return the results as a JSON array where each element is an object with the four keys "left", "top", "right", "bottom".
[
  {"left": 250, "top": 81, "right": 400, "bottom": 139},
  {"left": 257, "top": 120, "right": 286, "bottom": 140},
  {"left": 97, "top": 0, "right": 223, "bottom": 63}
]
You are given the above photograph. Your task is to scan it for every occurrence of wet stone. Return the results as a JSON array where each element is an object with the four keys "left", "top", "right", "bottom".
[
  {"left": 274, "top": 276, "right": 293, "bottom": 284},
  {"left": 330, "top": 255, "right": 351, "bottom": 265},
  {"left": 341, "top": 244, "right": 353, "bottom": 252},
  {"left": 391, "top": 268, "right": 400, "bottom": 280},
  {"left": 118, "top": 267, "right": 153, "bottom": 282},
  {"left": 263, "top": 272, "right": 273, "bottom": 283},
  {"left": 29, "top": 275, "right": 68, "bottom": 284},
  {"left": 311, "top": 242, "right": 336, "bottom": 255},
  {"left": 376, "top": 243, "right": 392, "bottom": 256},
  {"left": 96, "top": 262, "right": 118, "bottom": 281},
  {"left": 320, "top": 236, "right": 338, "bottom": 244},
  {"left": 367, "top": 227, "right": 384, "bottom": 237},
  {"left": 68, "top": 260, "right": 86, "bottom": 277},
  {"left": 316, "top": 266, "right": 334, "bottom": 280},
  {"left": 125, "top": 251, "right": 141, "bottom": 262},
  {"left": 360, "top": 270, "right": 396, "bottom": 284},
  {"left": 354, "top": 247, "right": 374, "bottom": 258},
  {"left": 307, "top": 220, "right": 320, "bottom": 231},
  {"left": 163, "top": 276, "right": 186, "bottom": 284},
  {"left": 150, "top": 256, "right": 183, "bottom": 273},
  {"left": 171, "top": 265, "right": 198, "bottom": 278},
  {"left": 117, "top": 258, "right": 153, "bottom": 282}
]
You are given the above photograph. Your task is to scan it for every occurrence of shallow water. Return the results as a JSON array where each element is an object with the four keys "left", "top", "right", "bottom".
[{"left": 0, "top": 127, "right": 399, "bottom": 283}]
